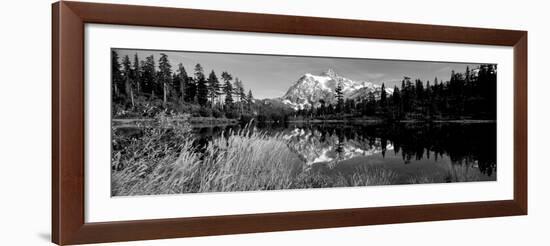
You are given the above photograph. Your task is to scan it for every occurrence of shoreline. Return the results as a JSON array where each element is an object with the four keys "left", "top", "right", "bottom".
[
  {"left": 112, "top": 117, "right": 239, "bottom": 128},
  {"left": 113, "top": 116, "right": 496, "bottom": 127},
  {"left": 288, "top": 119, "right": 496, "bottom": 124}
]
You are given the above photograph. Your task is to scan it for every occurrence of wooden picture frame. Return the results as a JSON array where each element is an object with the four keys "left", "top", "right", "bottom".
[{"left": 52, "top": 1, "right": 527, "bottom": 245}]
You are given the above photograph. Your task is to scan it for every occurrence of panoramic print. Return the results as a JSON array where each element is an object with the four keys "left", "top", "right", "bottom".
[{"left": 110, "top": 48, "right": 497, "bottom": 196}]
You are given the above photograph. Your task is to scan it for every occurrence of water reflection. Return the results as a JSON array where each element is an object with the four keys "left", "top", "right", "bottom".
[
  {"left": 283, "top": 126, "right": 394, "bottom": 167},
  {"left": 194, "top": 122, "right": 497, "bottom": 179}
]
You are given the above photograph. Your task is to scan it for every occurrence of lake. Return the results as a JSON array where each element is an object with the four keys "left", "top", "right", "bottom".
[
  {"left": 192, "top": 121, "right": 497, "bottom": 184},
  {"left": 113, "top": 120, "right": 497, "bottom": 188}
]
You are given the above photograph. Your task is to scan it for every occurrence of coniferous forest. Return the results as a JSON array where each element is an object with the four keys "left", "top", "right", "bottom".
[
  {"left": 111, "top": 50, "right": 496, "bottom": 123},
  {"left": 111, "top": 51, "right": 257, "bottom": 122},
  {"left": 293, "top": 65, "right": 496, "bottom": 121}
]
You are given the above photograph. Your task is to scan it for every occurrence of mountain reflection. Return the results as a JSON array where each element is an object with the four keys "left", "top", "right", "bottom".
[
  {"left": 277, "top": 122, "right": 496, "bottom": 177},
  {"left": 191, "top": 122, "right": 497, "bottom": 180},
  {"left": 283, "top": 127, "right": 394, "bottom": 167}
]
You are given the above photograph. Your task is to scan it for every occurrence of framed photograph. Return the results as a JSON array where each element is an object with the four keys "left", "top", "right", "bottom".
[{"left": 52, "top": 1, "right": 527, "bottom": 245}]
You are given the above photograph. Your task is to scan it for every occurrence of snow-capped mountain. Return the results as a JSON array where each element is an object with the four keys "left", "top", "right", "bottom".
[{"left": 281, "top": 69, "right": 393, "bottom": 110}]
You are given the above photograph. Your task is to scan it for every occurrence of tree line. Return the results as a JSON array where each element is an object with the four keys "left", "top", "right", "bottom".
[
  {"left": 111, "top": 51, "right": 255, "bottom": 119},
  {"left": 112, "top": 51, "right": 496, "bottom": 122},
  {"left": 295, "top": 64, "right": 497, "bottom": 121}
]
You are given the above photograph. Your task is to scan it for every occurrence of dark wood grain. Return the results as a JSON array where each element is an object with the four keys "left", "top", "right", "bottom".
[
  {"left": 514, "top": 34, "right": 528, "bottom": 213},
  {"left": 52, "top": 2, "right": 85, "bottom": 244},
  {"left": 69, "top": 200, "right": 523, "bottom": 244},
  {"left": 51, "top": 3, "right": 59, "bottom": 243},
  {"left": 62, "top": 1, "right": 524, "bottom": 46},
  {"left": 52, "top": 1, "right": 528, "bottom": 245}
]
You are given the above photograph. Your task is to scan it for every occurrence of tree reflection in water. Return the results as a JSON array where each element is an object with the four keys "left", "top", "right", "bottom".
[
  {"left": 190, "top": 121, "right": 497, "bottom": 184},
  {"left": 280, "top": 122, "right": 496, "bottom": 178}
]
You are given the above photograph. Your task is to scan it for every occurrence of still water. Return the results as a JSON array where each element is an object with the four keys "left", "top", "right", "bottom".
[{"left": 193, "top": 122, "right": 497, "bottom": 184}]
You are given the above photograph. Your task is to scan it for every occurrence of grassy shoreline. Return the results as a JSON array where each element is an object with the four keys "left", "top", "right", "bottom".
[
  {"left": 113, "top": 116, "right": 495, "bottom": 126},
  {"left": 288, "top": 118, "right": 496, "bottom": 124},
  {"left": 111, "top": 120, "right": 490, "bottom": 196},
  {"left": 112, "top": 116, "right": 239, "bottom": 128}
]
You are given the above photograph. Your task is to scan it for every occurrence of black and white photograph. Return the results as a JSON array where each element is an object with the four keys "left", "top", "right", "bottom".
[{"left": 110, "top": 48, "right": 497, "bottom": 196}]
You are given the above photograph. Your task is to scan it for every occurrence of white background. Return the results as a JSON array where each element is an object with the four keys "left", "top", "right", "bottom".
[{"left": 0, "top": 0, "right": 548, "bottom": 245}]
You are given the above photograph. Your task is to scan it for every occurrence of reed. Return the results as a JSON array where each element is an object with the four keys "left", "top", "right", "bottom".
[
  {"left": 112, "top": 124, "right": 302, "bottom": 196},
  {"left": 112, "top": 120, "right": 424, "bottom": 196}
]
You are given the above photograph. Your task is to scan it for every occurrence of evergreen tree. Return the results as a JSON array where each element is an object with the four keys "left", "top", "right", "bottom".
[
  {"left": 246, "top": 89, "right": 254, "bottom": 112},
  {"left": 415, "top": 79, "right": 424, "bottom": 105},
  {"left": 425, "top": 80, "right": 432, "bottom": 117},
  {"left": 433, "top": 77, "right": 439, "bottom": 97},
  {"left": 318, "top": 99, "right": 326, "bottom": 117},
  {"left": 392, "top": 86, "right": 402, "bottom": 119},
  {"left": 158, "top": 53, "right": 172, "bottom": 106},
  {"left": 207, "top": 70, "right": 220, "bottom": 107},
  {"left": 478, "top": 64, "right": 496, "bottom": 117},
  {"left": 196, "top": 78, "right": 208, "bottom": 106},
  {"left": 194, "top": 63, "right": 205, "bottom": 79},
  {"left": 364, "top": 91, "right": 376, "bottom": 115},
  {"left": 132, "top": 53, "right": 140, "bottom": 94},
  {"left": 121, "top": 55, "right": 134, "bottom": 106},
  {"left": 111, "top": 51, "right": 123, "bottom": 98},
  {"left": 141, "top": 55, "right": 156, "bottom": 98},
  {"left": 465, "top": 66, "right": 471, "bottom": 86},
  {"left": 327, "top": 103, "right": 334, "bottom": 115},
  {"left": 233, "top": 78, "right": 246, "bottom": 115},
  {"left": 186, "top": 77, "right": 197, "bottom": 103},
  {"left": 224, "top": 81, "right": 234, "bottom": 108},
  {"left": 172, "top": 73, "right": 181, "bottom": 101},
  {"left": 194, "top": 64, "right": 208, "bottom": 106},
  {"left": 380, "top": 83, "right": 387, "bottom": 110},
  {"left": 233, "top": 78, "right": 245, "bottom": 102},
  {"left": 344, "top": 98, "right": 354, "bottom": 114},
  {"left": 414, "top": 79, "right": 425, "bottom": 115},
  {"left": 176, "top": 63, "right": 188, "bottom": 102},
  {"left": 335, "top": 80, "right": 344, "bottom": 112},
  {"left": 400, "top": 77, "right": 410, "bottom": 113},
  {"left": 238, "top": 82, "right": 246, "bottom": 102},
  {"left": 221, "top": 72, "right": 234, "bottom": 108}
]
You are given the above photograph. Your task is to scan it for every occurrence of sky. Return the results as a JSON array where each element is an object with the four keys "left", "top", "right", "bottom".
[{"left": 114, "top": 48, "right": 485, "bottom": 99}]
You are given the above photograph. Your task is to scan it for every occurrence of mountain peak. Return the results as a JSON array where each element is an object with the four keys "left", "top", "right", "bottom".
[
  {"left": 282, "top": 69, "right": 393, "bottom": 110},
  {"left": 321, "top": 68, "right": 339, "bottom": 78}
]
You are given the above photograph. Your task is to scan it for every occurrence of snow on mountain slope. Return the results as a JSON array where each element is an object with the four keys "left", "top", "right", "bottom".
[{"left": 281, "top": 69, "right": 393, "bottom": 110}]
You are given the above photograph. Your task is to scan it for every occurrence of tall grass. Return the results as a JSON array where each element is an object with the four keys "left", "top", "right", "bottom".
[
  {"left": 112, "top": 124, "right": 303, "bottom": 196},
  {"left": 293, "top": 166, "right": 398, "bottom": 189},
  {"left": 111, "top": 116, "right": 194, "bottom": 195},
  {"left": 181, "top": 128, "right": 303, "bottom": 193},
  {"left": 112, "top": 120, "right": 406, "bottom": 196}
]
